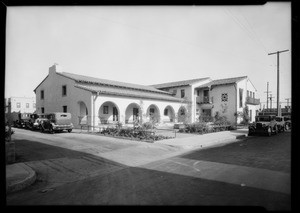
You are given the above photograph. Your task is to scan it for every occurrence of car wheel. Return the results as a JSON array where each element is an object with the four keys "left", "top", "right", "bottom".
[
  {"left": 49, "top": 126, "right": 54, "bottom": 134},
  {"left": 267, "top": 127, "right": 272, "bottom": 136},
  {"left": 274, "top": 126, "right": 278, "bottom": 135},
  {"left": 68, "top": 129, "right": 72, "bottom": 133},
  {"left": 285, "top": 124, "right": 289, "bottom": 131}
]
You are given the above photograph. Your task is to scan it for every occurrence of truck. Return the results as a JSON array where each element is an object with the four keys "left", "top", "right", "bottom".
[
  {"left": 248, "top": 115, "right": 278, "bottom": 136},
  {"left": 40, "top": 112, "right": 73, "bottom": 133}
]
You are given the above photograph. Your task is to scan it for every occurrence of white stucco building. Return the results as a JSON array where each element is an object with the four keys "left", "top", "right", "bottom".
[
  {"left": 34, "top": 64, "right": 260, "bottom": 129},
  {"left": 6, "top": 97, "right": 36, "bottom": 113}
]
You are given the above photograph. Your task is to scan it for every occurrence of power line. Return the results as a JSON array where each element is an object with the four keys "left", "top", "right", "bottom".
[{"left": 97, "top": 14, "right": 268, "bottom": 67}]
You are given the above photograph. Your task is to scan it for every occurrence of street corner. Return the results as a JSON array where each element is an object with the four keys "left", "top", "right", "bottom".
[{"left": 6, "top": 162, "right": 37, "bottom": 194}]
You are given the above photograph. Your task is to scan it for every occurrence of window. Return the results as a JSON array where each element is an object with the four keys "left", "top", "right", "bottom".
[
  {"left": 26, "top": 103, "right": 29, "bottom": 108},
  {"left": 197, "top": 90, "right": 200, "bottom": 96},
  {"left": 173, "top": 90, "right": 177, "bottom": 95},
  {"left": 247, "top": 90, "right": 249, "bottom": 97},
  {"left": 253, "top": 92, "right": 255, "bottom": 98},
  {"left": 41, "top": 107, "right": 44, "bottom": 113},
  {"left": 63, "top": 106, "right": 67, "bottom": 112},
  {"left": 41, "top": 90, "right": 44, "bottom": 100},
  {"left": 181, "top": 89, "right": 185, "bottom": 98},
  {"left": 250, "top": 91, "right": 252, "bottom": 98},
  {"left": 16, "top": 103, "right": 21, "bottom": 108},
  {"left": 164, "top": 108, "right": 168, "bottom": 116},
  {"left": 62, "top": 85, "right": 67, "bottom": 96},
  {"left": 239, "top": 88, "right": 243, "bottom": 108},
  {"left": 103, "top": 106, "right": 108, "bottom": 114},
  {"left": 221, "top": 93, "right": 228, "bottom": 102}
]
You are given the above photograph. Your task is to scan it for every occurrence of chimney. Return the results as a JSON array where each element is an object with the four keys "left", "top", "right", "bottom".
[{"left": 49, "top": 63, "right": 62, "bottom": 75}]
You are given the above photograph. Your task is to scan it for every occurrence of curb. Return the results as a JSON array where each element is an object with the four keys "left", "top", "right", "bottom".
[
  {"left": 6, "top": 163, "right": 37, "bottom": 194},
  {"left": 235, "top": 134, "right": 248, "bottom": 139},
  {"left": 166, "top": 133, "right": 248, "bottom": 150}
]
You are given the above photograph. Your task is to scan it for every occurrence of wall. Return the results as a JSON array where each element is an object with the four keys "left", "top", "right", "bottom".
[
  {"left": 210, "top": 84, "right": 237, "bottom": 124},
  {"left": 35, "top": 66, "right": 92, "bottom": 128},
  {"left": 236, "top": 78, "right": 259, "bottom": 123}
]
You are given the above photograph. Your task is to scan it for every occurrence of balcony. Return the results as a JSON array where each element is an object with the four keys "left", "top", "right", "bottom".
[
  {"left": 196, "top": 96, "right": 211, "bottom": 104},
  {"left": 196, "top": 96, "right": 213, "bottom": 109},
  {"left": 246, "top": 97, "right": 260, "bottom": 105}
]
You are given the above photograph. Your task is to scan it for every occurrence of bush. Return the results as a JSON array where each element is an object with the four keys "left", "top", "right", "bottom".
[
  {"left": 142, "top": 122, "right": 154, "bottom": 130},
  {"left": 5, "top": 125, "right": 14, "bottom": 141},
  {"left": 99, "top": 126, "right": 172, "bottom": 141}
]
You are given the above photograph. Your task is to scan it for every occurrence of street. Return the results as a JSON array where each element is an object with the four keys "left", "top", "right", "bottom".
[{"left": 6, "top": 128, "right": 291, "bottom": 210}]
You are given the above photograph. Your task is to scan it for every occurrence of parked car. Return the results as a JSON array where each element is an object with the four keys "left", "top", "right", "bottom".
[
  {"left": 31, "top": 114, "right": 48, "bottom": 130},
  {"left": 40, "top": 112, "right": 73, "bottom": 133},
  {"left": 13, "top": 113, "right": 32, "bottom": 128},
  {"left": 248, "top": 115, "right": 278, "bottom": 136},
  {"left": 275, "top": 116, "right": 286, "bottom": 132}
]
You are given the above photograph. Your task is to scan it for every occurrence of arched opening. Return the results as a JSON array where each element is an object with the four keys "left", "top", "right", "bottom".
[
  {"left": 78, "top": 101, "right": 88, "bottom": 125},
  {"left": 125, "top": 103, "right": 141, "bottom": 124},
  {"left": 177, "top": 106, "right": 187, "bottom": 123},
  {"left": 162, "top": 105, "right": 175, "bottom": 123},
  {"left": 98, "top": 101, "right": 120, "bottom": 124},
  {"left": 146, "top": 104, "right": 161, "bottom": 123}
]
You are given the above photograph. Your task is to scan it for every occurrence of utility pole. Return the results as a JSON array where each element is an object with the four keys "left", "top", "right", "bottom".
[
  {"left": 268, "top": 49, "right": 289, "bottom": 116},
  {"left": 264, "top": 82, "right": 271, "bottom": 110},
  {"left": 269, "top": 95, "right": 275, "bottom": 112}
]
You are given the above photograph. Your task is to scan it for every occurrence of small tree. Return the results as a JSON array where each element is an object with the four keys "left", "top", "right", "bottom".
[{"left": 242, "top": 105, "right": 250, "bottom": 125}]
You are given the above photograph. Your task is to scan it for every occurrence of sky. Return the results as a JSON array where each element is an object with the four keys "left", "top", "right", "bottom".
[{"left": 5, "top": 3, "right": 291, "bottom": 108}]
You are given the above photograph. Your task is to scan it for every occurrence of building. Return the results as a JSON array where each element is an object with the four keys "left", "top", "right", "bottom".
[
  {"left": 6, "top": 97, "right": 36, "bottom": 113},
  {"left": 34, "top": 64, "right": 260, "bottom": 129}
]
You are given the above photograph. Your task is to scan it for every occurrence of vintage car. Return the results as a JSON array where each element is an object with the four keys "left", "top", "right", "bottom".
[
  {"left": 40, "top": 112, "right": 73, "bottom": 133},
  {"left": 248, "top": 115, "right": 278, "bottom": 136},
  {"left": 13, "top": 113, "right": 32, "bottom": 128},
  {"left": 31, "top": 114, "right": 48, "bottom": 130},
  {"left": 283, "top": 116, "right": 291, "bottom": 130},
  {"left": 275, "top": 116, "right": 286, "bottom": 132}
]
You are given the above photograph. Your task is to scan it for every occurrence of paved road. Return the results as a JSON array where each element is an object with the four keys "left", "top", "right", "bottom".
[{"left": 6, "top": 128, "right": 291, "bottom": 210}]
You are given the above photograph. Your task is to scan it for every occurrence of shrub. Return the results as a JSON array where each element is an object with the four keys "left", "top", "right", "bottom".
[
  {"left": 142, "top": 122, "right": 154, "bottom": 130},
  {"left": 5, "top": 125, "right": 14, "bottom": 142}
]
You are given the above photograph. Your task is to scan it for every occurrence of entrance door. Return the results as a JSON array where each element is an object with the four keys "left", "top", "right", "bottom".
[
  {"left": 113, "top": 107, "right": 118, "bottom": 121},
  {"left": 133, "top": 108, "right": 139, "bottom": 122}
]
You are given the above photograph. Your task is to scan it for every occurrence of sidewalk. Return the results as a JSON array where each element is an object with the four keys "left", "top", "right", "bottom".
[
  {"left": 155, "top": 128, "right": 249, "bottom": 150},
  {"left": 6, "top": 162, "right": 36, "bottom": 194}
]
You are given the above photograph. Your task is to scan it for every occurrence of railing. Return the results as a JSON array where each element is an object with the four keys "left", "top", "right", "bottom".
[
  {"left": 246, "top": 97, "right": 260, "bottom": 105},
  {"left": 196, "top": 96, "right": 211, "bottom": 104}
]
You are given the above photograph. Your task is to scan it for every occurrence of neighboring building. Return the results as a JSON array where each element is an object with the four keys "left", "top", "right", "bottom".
[
  {"left": 6, "top": 97, "right": 36, "bottom": 113},
  {"left": 34, "top": 64, "right": 260, "bottom": 129}
]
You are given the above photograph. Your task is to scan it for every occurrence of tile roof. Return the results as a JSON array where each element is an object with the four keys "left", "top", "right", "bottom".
[
  {"left": 58, "top": 72, "right": 172, "bottom": 95},
  {"left": 195, "top": 76, "right": 247, "bottom": 88},
  {"left": 75, "top": 83, "right": 185, "bottom": 102},
  {"left": 150, "top": 77, "right": 211, "bottom": 89}
]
